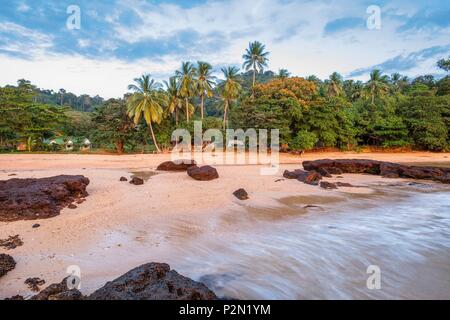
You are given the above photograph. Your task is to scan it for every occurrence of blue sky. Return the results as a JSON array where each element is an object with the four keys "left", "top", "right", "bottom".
[{"left": 0, "top": 0, "right": 449, "bottom": 98}]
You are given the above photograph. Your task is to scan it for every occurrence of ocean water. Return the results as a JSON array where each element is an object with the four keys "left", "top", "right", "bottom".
[{"left": 170, "top": 183, "right": 450, "bottom": 299}]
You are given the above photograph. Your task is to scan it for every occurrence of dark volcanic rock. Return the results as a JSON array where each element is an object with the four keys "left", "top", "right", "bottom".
[
  {"left": 0, "top": 235, "right": 23, "bottom": 250},
  {"left": 68, "top": 204, "right": 77, "bottom": 209},
  {"left": 0, "top": 254, "right": 16, "bottom": 278},
  {"left": 303, "top": 159, "right": 381, "bottom": 174},
  {"left": 187, "top": 166, "right": 219, "bottom": 181},
  {"left": 320, "top": 181, "right": 338, "bottom": 190},
  {"left": 0, "top": 175, "right": 89, "bottom": 222},
  {"left": 32, "top": 224, "right": 40, "bottom": 229},
  {"left": 301, "top": 171, "right": 323, "bottom": 186},
  {"left": 129, "top": 177, "right": 144, "bottom": 185},
  {"left": 25, "top": 277, "right": 46, "bottom": 292},
  {"left": 233, "top": 188, "right": 249, "bottom": 200},
  {"left": 303, "top": 159, "right": 450, "bottom": 184},
  {"left": 30, "top": 277, "right": 83, "bottom": 300},
  {"left": 283, "top": 169, "right": 322, "bottom": 185},
  {"left": 120, "top": 177, "right": 128, "bottom": 182},
  {"left": 283, "top": 169, "right": 306, "bottom": 179},
  {"left": 88, "top": 263, "right": 217, "bottom": 300},
  {"left": 4, "top": 295, "right": 24, "bottom": 300},
  {"left": 157, "top": 160, "right": 197, "bottom": 172},
  {"left": 317, "top": 167, "right": 332, "bottom": 178}
]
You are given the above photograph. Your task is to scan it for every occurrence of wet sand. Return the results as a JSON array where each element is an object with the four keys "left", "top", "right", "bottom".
[{"left": 0, "top": 152, "right": 449, "bottom": 299}]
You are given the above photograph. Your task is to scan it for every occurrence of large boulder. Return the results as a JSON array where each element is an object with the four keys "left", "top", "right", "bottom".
[
  {"left": 0, "top": 254, "right": 16, "bottom": 278},
  {"left": 283, "top": 169, "right": 322, "bottom": 186},
  {"left": 283, "top": 169, "right": 306, "bottom": 179},
  {"left": 88, "top": 263, "right": 217, "bottom": 300},
  {"left": 0, "top": 175, "right": 90, "bottom": 222},
  {"left": 157, "top": 160, "right": 197, "bottom": 172},
  {"left": 303, "top": 159, "right": 382, "bottom": 175},
  {"left": 303, "top": 159, "right": 450, "bottom": 184},
  {"left": 187, "top": 166, "right": 219, "bottom": 181}
]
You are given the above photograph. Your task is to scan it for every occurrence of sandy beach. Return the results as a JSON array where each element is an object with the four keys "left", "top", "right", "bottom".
[{"left": 1, "top": 151, "right": 450, "bottom": 299}]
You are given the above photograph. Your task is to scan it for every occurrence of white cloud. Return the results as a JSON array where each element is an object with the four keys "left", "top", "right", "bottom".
[
  {"left": 0, "top": 0, "right": 449, "bottom": 98},
  {"left": 0, "top": 21, "right": 53, "bottom": 55},
  {"left": 0, "top": 52, "right": 182, "bottom": 98}
]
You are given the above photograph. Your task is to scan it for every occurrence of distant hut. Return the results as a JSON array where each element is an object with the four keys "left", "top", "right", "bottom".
[
  {"left": 65, "top": 140, "right": 74, "bottom": 151},
  {"left": 16, "top": 142, "right": 27, "bottom": 151},
  {"left": 81, "top": 138, "right": 91, "bottom": 151}
]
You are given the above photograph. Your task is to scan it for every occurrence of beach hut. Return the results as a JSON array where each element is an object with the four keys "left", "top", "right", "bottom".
[{"left": 65, "top": 140, "right": 74, "bottom": 151}]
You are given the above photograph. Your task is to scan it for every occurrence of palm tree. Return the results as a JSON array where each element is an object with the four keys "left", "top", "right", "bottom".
[
  {"left": 164, "top": 77, "right": 183, "bottom": 125},
  {"left": 390, "top": 73, "right": 401, "bottom": 94},
  {"left": 351, "top": 81, "right": 365, "bottom": 101},
  {"left": 327, "top": 72, "right": 343, "bottom": 97},
  {"left": 367, "top": 69, "right": 389, "bottom": 104},
  {"left": 218, "top": 67, "right": 242, "bottom": 129},
  {"left": 58, "top": 88, "right": 66, "bottom": 106},
  {"left": 196, "top": 61, "right": 215, "bottom": 119},
  {"left": 242, "top": 41, "right": 270, "bottom": 95},
  {"left": 127, "top": 74, "right": 165, "bottom": 153},
  {"left": 277, "top": 69, "right": 291, "bottom": 80},
  {"left": 176, "top": 62, "right": 197, "bottom": 122}
]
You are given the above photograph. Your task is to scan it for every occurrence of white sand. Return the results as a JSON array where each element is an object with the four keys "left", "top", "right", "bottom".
[{"left": 0, "top": 151, "right": 449, "bottom": 298}]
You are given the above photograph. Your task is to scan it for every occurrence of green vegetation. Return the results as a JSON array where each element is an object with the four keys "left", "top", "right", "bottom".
[{"left": 0, "top": 43, "right": 449, "bottom": 153}]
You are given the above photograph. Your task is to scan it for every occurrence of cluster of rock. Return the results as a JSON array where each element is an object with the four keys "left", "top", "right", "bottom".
[
  {"left": 303, "top": 159, "right": 450, "bottom": 184},
  {"left": 25, "top": 277, "right": 46, "bottom": 292},
  {"left": 0, "top": 235, "right": 23, "bottom": 250},
  {"left": 0, "top": 175, "right": 90, "bottom": 222},
  {"left": 0, "top": 254, "right": 16, "bottom": 278},
  {"left": 157, "top": 160, "right": 219, "bottom": 181},
  {"left": 5, "top": 263, "right": 217, "bottom": 301}
]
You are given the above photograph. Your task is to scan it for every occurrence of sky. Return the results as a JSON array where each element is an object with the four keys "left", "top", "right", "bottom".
[{"left": 0, "top": 0, "right": 449, "bottom": 98}]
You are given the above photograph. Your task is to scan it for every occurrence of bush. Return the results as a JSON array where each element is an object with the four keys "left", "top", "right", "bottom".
[{"left": 290, "top": 130, "right": 318, "bottom": 151}]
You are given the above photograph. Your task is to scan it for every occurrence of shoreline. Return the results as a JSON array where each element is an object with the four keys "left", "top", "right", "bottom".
[{"left": 1, "top": 152, "right": 450, "bottom": 299}]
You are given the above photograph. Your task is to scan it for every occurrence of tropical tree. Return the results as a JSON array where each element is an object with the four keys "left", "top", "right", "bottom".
[
  {"left": 58, "top": 88, "right": 66, "bottom": 106},
  {"left": 367, "top": 69, "right": 389, "bottom": 104},
  {"left": 344, "top": 80, "right": 365, "bottom": 102},
  {"left": 127, "top": 74, "right": 165, "bottom": 153},
  {"left": 92, "top": 99, "right": 138, "bottom": 154},
  {"left": 437, "top": 56, "right": 450, "bottom": 72},
  {"left": 327, "top": 72, "right": 343, "bottom": 97},
  {"left": 196, "top": 61, "right": 215, "bottom": 119},
  {"left": 164, "top": 77, "right": 183, "bottom": 125},
  {"left": 218, "top": 67, "right": 242, "bottom": 129},
  {"left": 277, "top": 69, "right": 291, "bottom": 80},
  {"left": 390, "top": 73, "right": 402, "bottom": 94},
  {"left": 242, "top": 41, "right": 270, "bottom": 95},
  {"left": 176, "top": 62, "right": 197, "bottom": 122}
]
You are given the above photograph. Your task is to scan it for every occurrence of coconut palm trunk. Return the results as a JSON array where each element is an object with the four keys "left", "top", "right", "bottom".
[
  {"left": 200, "top": 95, "right": 205, "bottom": 119},
  {"left": 148, "top": 122, "right": 161, "bottom": 153},
  {"left": 371, "top": 87, "right": 375, "bottom": 104},
  {"left": 223, "top": 100, "right": 229, "bottom": 130},
  {"left": 253, "top": 62, "right": 257, "bottom": 88},
  {"left": 185, "top": 98, "right": 189, "bottom": 122}
]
